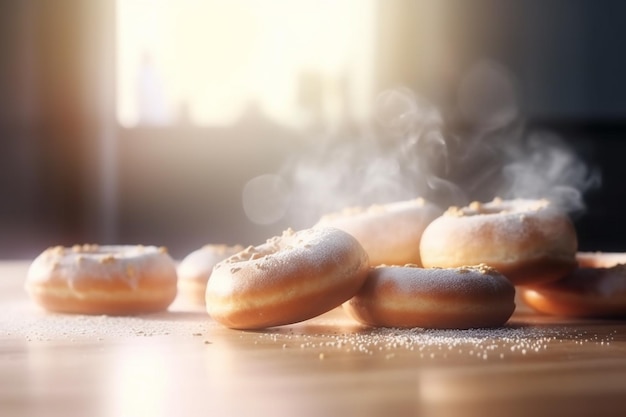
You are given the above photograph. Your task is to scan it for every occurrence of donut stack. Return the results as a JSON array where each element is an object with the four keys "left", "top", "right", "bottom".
[
  {"left": 205, "top": 197, "right": 522, "bottom": 330},
  {"left": 417, "top": 198, "right": 626, "bottom": 320}
]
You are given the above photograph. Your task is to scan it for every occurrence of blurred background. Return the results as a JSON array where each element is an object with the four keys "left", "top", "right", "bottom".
[{"left": 1, "top": 0, "right": 625, "bottom": 259}]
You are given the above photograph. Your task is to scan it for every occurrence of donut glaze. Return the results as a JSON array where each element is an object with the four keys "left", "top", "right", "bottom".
[
  {"left": 25, "top": 245, "right": 178, "bottom": 315},
  {"left": 315, "top": 198, "right": 441, "bottom": 266},
  {"left": 177, "top": 244, "right": 244, "bottom": 305},
  {"left": 206, "top": 227, "right": 369, "bottom": 329},
  {"left": 343, "top": 264, "right": 516, "bottom": 329},
  {"left": 419, "top": 198, "right": 577, "bottom": 286},
  {"left": 521, "top": 252, "right": 626, "bottom": 318}
]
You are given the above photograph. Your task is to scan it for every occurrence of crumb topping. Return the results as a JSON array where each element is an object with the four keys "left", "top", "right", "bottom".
[
  {"left": 99, "top": 254, "right": 116, "bottom": 264},
  {"left": 444, "top": 198, "right": 552, "bottom": 217},
  {"left": 457, "top": 263, "right": 499, "bottom": 275}
]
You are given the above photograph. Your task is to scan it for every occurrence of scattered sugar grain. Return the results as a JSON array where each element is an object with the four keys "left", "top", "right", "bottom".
[{"left": 255, "top": 325, "right": 617, "bottom": 361}]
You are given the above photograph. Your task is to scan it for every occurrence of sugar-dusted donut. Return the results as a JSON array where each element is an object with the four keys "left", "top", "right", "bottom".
[
  {"left": 206, "top": 227, "right": 369, "bottom": 329},
  {"left": 419, "top": 198, "right": 577, "bottom": 286},
  {"left": 177, "top": 244, "right": 244, "bottom": 305},
  {"left": 315, "top": 198, "right": 441, "bottom": 266},
  {"left": 25, "top": 244, "right": 178, "bottom": 315},
  {"left": 576, "top": 251, "right": 626, "bottom": 269},
  {"left": 343, "top": 264, "right": 516, "bottom": 329},
  {"left": 520, "top": 252, "right": 626, "bottom": 318}
]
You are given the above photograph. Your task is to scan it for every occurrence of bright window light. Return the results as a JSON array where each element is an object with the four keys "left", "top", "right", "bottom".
[{"left": 116, "top": 0, "right": 376, "bottom": 128}]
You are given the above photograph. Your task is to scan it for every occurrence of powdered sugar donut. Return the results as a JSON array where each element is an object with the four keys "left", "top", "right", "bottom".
[
  {"left": 25, "top": 244, "right": 178, "bottom": 315},
  {"left": 177, "top": 244, "right": 244, "bottom": 305},
  {"left": 419, "top": 198, "right": 577, "bottom": 286},
  {"left": 315, "top": 198, "right": 441, "bottom": 266},
  {"left": 521, "top": 252, "right": 626, "bottom": 318},
  {"left": 576, "top": 252, "right": 626, "bottom": 269},
  {"left": 343, "top": 264, "right": 516, "bottom": 329},
  {"left": 206, "top": 227, "right": 369, "bottom": 329}
]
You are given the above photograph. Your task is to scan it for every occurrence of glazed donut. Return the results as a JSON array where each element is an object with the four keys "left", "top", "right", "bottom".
[
  {"left": 206, "top": 227, "right": 369, "bottom": 329},
  {"left": 25, "top": 244, "right": 178, "bottom": 315},
  {"left": 520, "top": 252, "right": 626, "bottom": 318},
  {"left": 343, "top": 264, "right": 516, "bottom": 329},
  {"left": 315, "top": 198, "right": 441, "bottom": 266},
  {"left": 419, "top": 198, "right": 577, "bottom": 286},
  {"left": 177, "top": 244, "right": 244, "bottom": 305}
]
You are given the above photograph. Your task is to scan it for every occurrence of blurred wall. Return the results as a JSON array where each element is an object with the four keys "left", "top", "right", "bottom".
[
  {"left": 0, "top": 0, "right": 108, "bottom": 258},
  {"left": 116, "top": 122, "right": 299, "bottom": 258},
  {"left": 377, "top": 0, "right": 626, "bottom": 119}
]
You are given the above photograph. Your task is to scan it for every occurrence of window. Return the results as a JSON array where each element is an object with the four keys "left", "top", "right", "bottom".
[{"left": 116, "top": 0, "right": 376, "bottom": 128}]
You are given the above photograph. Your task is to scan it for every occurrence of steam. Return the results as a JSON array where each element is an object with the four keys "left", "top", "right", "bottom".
[
  {"left": 242, "top": 174, "right": 291, "bottom": 225},
  {"left": 250, "top": 60, "right": 599, "bottom": 228},
  {"left": 497, "top": 131, "right": 600, "bottom": 214},
  {"left": 280, "top": 131, "right": 421, "bottom": 226}
]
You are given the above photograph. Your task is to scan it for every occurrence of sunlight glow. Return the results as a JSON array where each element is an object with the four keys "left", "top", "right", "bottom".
[
  {"left": 108, "top": 345, "right": 172, "bottom": 417},
  {"left": 116, "top": 0, "right": 376, "bottom": 128}
]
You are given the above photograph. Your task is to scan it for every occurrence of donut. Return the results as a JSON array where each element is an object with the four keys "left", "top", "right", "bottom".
[
  {"left": 575, "top": 251, "right": 626, "bottom": 269},
  {"left": 206, "top": 227, "right": 369, "bottom": 329},
  {"left": 419, "top": 198, "right": 577, "bottom": 286},
  {"left": 177, "top": 244, "right": 244, "bottom": 305},
  {"left": 520, "top": 252, "right": 626, "bottom": 318},
  {"left": 25, "top": 244, "right": 178, "bottom": 315},
  {"left": 343, "top": 264, "right": 516, "bottom": 329},
  {"left": 315, "top": 198, "right": 441, "bottom": 266}
]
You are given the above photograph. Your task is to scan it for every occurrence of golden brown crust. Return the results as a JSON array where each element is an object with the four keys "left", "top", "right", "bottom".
[
  {"left": 25, "top": 286, "right": 176, "bottom": 315},
  {"left": 419, "top": 198, "right": 577, "bottom": 285},
  {"left": 521, "top": 253, "right": 626, "bottom": 318},
  {"left": 315, "top": 198, "right": 441, "bottom": 266},
  {"left": 25, "top": 245, "right": 178, "bottom": 315},
  {"left": 206, "top": 228, "right": 369, "bottom": 329},
  {"left": 177, "top": 244, "right": 245, "bottom": 305},
  {"left": 475, "top": 257, "right": 578, "bottom": 286},
  {"left": 343, "top": 265, "right": 516, "bottom": 329}
]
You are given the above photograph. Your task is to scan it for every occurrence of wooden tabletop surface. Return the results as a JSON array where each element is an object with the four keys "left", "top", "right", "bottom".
[{"left": 2, "top": 261, "right": 626, "bottom": 417}]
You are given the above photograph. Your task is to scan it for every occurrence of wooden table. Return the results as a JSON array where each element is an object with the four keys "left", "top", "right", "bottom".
[{"left": 2, "top": 261, "right": 626, "bottom": 417}]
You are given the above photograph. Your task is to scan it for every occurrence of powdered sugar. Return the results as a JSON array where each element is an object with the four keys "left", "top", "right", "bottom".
[
  {"left": 439, "top": 198, "right": 556, "bottom": 242},
  {"left": 420, "top": 198, "right": 578, "bottom": 275},
  {"left": 372, "top": 264, "right": 510, "bottom": 295},
  {"left": 205, "top": 227, "right": 369, "bottom": 328},
  {"left": 4, "top": 297, "right": 616, "bottom": 362},
  {"left": 256, "top": 322, "right": 617, "bottom": 361},
  {"left": 1, "top": 300, "right": 211, "bottom": 342},
  {"left": 215, "top": 227, "right": 363, "bottom": 278},
  {"left": 26, "top": 245, "right": 176, "bottom": 290}
]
